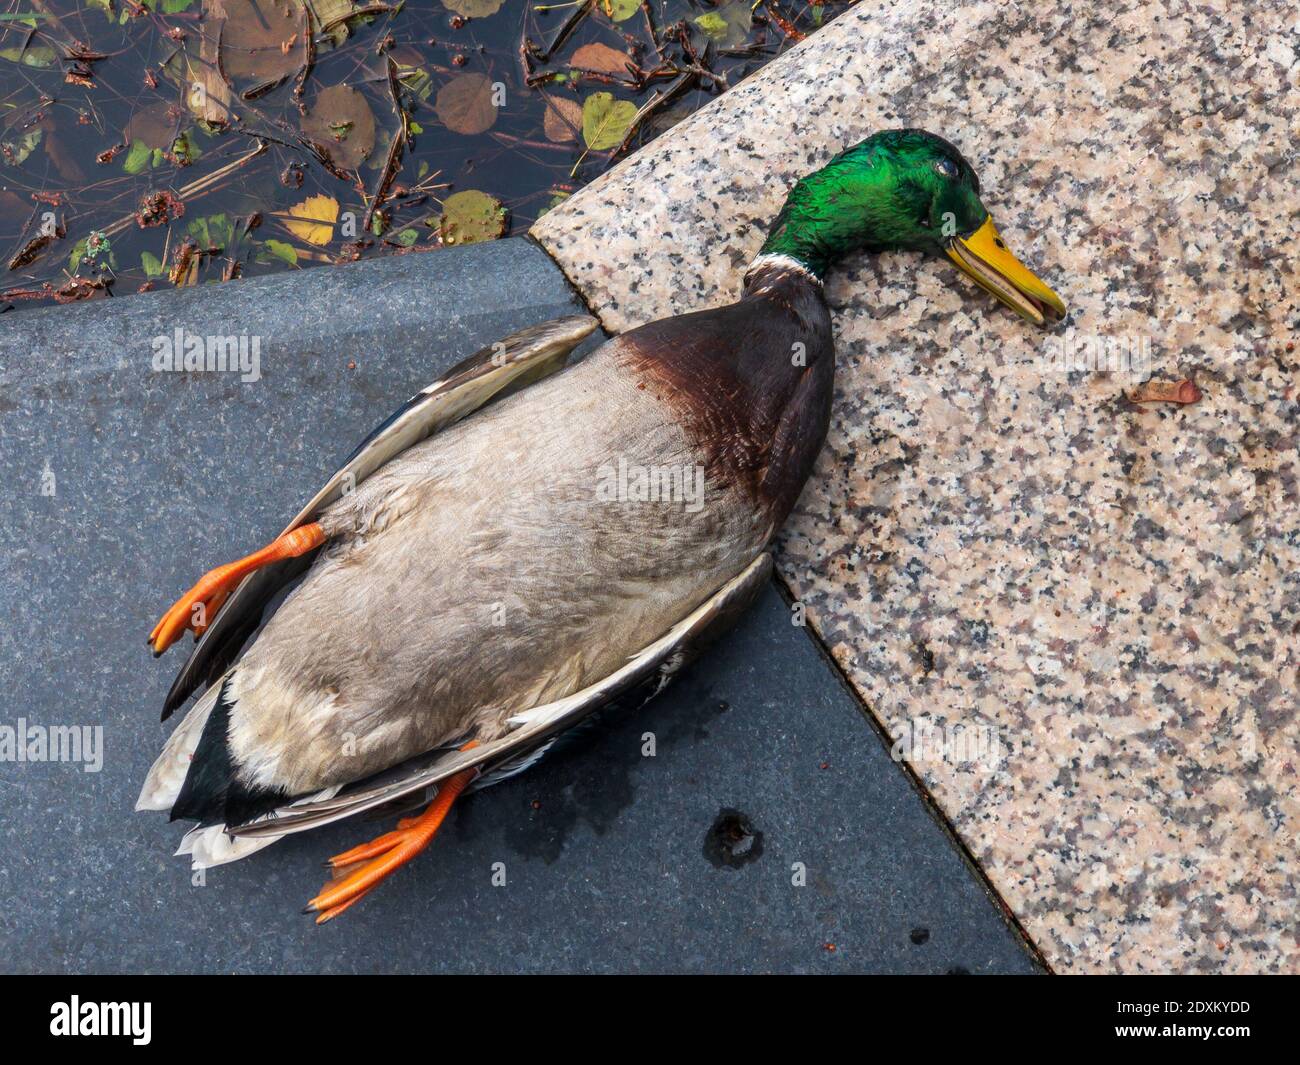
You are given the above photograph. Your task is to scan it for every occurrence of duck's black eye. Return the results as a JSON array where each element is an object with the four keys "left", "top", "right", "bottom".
[{"left": 932, "top": 157, "right": 959, "bottom": 179}]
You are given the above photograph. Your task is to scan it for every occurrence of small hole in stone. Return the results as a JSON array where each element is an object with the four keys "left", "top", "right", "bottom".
[
  {"left": 910, "top": 927, "right": 930, "bottom": 945},
  {"left": 703, "top": 808, "right": 764, "bottom": 869}
]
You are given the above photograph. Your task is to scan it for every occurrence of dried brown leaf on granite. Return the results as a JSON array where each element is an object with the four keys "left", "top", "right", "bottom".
[{"left": 1128, "top": 379, "right": 1203, "bottom": 405}]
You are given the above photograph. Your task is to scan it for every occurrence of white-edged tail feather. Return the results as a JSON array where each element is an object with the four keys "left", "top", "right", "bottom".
[
  {"left": 175, "top": 784, "right": 342, "bottom": 869},
  {"left": 136, "top": 672, "right": 230, "bottom": 812},
  {"left": 138, "top": 671, "right": 344, "bottom": 868}
]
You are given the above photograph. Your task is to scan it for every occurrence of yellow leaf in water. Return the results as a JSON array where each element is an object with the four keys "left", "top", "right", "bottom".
[{"left": 283, "top": 194, "right": 339, "bottom": 246}]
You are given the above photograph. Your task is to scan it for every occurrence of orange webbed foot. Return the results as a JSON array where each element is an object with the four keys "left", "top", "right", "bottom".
[
  {"left": 307, "top": 747, "right": 479, "bottom": 924},
  {"left": 149, "top": 522, "right": 326, "bottom": 655}
]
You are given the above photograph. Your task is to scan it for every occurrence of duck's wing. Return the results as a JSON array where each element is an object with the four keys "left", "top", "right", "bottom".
[
  {"left": 230, "top": 552, "right": 772, "bottom": 839},
  {"left": 162, "top": 314, "right": 599, "bottom": 718}
]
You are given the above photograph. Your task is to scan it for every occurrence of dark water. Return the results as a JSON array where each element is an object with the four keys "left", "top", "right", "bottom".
[{"left": 0, "top": 0, "right": 857, "bottom": 311}]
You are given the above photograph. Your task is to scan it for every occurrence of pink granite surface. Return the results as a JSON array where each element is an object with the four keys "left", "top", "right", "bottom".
[{"left": 533, "top": 0, "right": 1300, "bottom": 972}]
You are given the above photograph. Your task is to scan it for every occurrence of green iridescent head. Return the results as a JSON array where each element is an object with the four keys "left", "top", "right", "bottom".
[{"left": 758, "top": 129, "right": 1065, "bottom": 326}]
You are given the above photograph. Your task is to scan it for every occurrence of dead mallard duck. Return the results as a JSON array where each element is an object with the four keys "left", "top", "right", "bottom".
[{"left": 139, "top": 129, "right": 1065, "bottom": 921}]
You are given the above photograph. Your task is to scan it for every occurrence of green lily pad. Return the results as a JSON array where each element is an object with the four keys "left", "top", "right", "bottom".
[
  {"left": 140, "top": 250, "right": 167, "bottom": 278},
  {"left": 607, "top": 0, "right": 640, "bottom": 21},
  {"left": 121, "top": 140, "right": 152, "bottom": 174},
  {"left": 693, "top": 3, "right": 752, "bottom": 47},
  {"left": 68, "top": 238, "right": 88, "bottom": 275},
  {"left": 581, "top": 92, "right": 637, "bottom": 151},
  {"left": 0, "top": 45, "right": 56, "bottom": 68},
  {"left": 260, "top": 239, "right": 299, "bottom": 266},
  {"left": 434, "top": 189, "right": 507, "bottom": 245}
]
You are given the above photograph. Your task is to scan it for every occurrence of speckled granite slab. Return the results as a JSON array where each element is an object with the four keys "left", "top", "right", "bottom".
[{"left": 534, "top": 0, "right": 1300, "bottom": 972}]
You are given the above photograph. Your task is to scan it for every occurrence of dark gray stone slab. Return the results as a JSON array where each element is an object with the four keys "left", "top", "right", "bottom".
[{"left": 0, "top": 240, "right": 1039, "bottom": 973}]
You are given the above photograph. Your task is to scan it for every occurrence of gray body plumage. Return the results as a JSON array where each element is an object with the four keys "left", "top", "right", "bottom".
[{"left": 226, "top": 337, "right": 769, "bottom": 797}]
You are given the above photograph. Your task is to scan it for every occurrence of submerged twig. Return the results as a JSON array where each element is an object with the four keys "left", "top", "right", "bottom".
[
  {"left": 535, "top": 0, "right": 595, "bottom": 62},
  {"left": 362, "top": 57, "right": 407, "bottom": 234},
  {"left": 97, "top": 142, "right": 268, "bottom": 240}
]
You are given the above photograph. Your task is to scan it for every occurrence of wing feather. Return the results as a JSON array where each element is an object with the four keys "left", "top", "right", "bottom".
[{"left": 230, "top": 553, "right": 772, "bottom": 839}]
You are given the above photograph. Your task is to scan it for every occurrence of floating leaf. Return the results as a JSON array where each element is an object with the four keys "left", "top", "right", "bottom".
[
  {"left": 538, "top": 190, "right": 570, "bottom": 218},
  {"left": 261, "top": 239, "right": 299, "bottom": 266},
  {"left": 126, "top": 102, "right": 175, "bottom": 151},
  {"left": 121, "top": 140, "right": 152, "bottom": 174},
  {"left": 570, "top": 43, "right": 629, "bottom": 76},
  {"left": 393, "top": 228, "right": 419, "bottom": 247},
  {"left": 308, "top": 0, "right": 357, "bottom": 35},
  {"left": 141, "top": 250, "right": 167, "bottom": 278},
  {"left": 188, "top": 213, "right": 234, "bottom": 250},
  {"left": 68, "top": 238, "right": 88, "bottom": 275},
  {"left": 581, "top": 92, "right": 636, "bottom": 151},
  {"left": 441, "top": 0, "right": 505, "bottom": 16},
  {"left": 301, "top": 85, "right": 377, "bottom": 170},
  {"left": 0, "top": 189, "right": 26, "bottom": 229},
  {"left": 434, "top": 73, "right": 497, "bottom": 136},
  {"left": 282, "top": 194, "right": 338, "bottom": 245},
  {"left": 0, "top": 45, "right": 56, "bottom": 68},
  {"left": 606, "top": 0, "right": 640, "bottom": 21},
  {"left": 435, "top": 190, "right": 506, "bottom": 245},
  {"left": 42, "top": 118, "right": 86, "bottom": 184},
  {"left": 2, "top": 127, "right": 42, "bottom": 167},
  {"left": 220, "top": 0, "right": 306, "bottom": 84},
  {"left": 692, "top": 2, "right": 751, "bottom": 47},
  {"left": 542, "top": 97, "right": 582, "bottom": 143},
  {"left": 693, "top": 12, "right": 727, "bottom": 37}
]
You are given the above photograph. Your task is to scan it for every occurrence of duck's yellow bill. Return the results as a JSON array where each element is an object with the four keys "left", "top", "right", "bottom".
[{"left": 946, "top": 217, "right": 1066, "bottom": 327}]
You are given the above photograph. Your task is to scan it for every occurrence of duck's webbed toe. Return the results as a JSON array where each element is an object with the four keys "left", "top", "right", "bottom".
[
  {"left": 148, "top": 522, "right": 327, "bottom": 655},
  {"left": 305, "top": 742, "right": 479, "bottom": 923}
]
